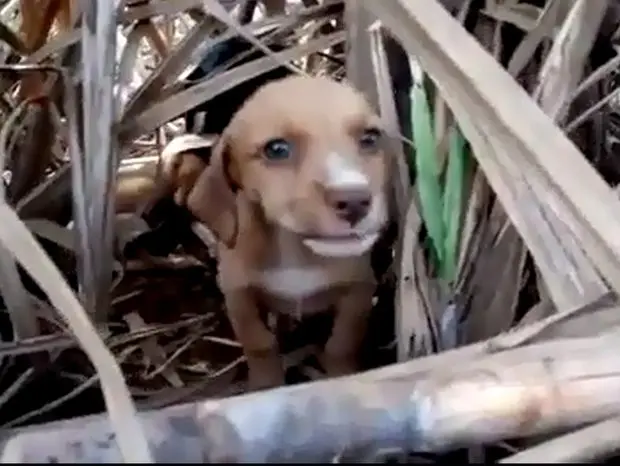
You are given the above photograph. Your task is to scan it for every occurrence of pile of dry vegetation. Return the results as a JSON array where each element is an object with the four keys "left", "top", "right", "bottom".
[{"left": 0, "top": 0, "right": 619, "bottom": 463}]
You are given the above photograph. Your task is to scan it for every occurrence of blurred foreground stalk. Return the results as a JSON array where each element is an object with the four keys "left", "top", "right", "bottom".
[
  {"left": 73, "top": 0, "right": 119, "bottom": 321},
  {"left": 3, "top": 328, "right": 620, "bottom": 462}
]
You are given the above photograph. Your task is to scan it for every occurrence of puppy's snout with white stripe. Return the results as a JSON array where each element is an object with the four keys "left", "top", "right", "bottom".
[
  {"left": 324, "top": 152, "right": 370, "bottom": 189},
  {"left": 323, "top": 152, "right": 372, "bottom": 225}
]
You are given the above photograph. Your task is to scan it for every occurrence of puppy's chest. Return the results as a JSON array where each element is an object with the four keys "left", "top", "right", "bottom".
[
  {"left": 252, "top": 250, "right": 366, "bottom": 317},
  {"left": 257, "top": 266, "right": 333, "bottom": 300},
  {"left": 253, "top": 261, "right": 341, "bottom": 317}
]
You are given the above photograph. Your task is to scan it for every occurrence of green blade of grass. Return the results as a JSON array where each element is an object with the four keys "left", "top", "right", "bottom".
[
  {"left": 441, "top": 126, "right": 468, "bottom": 284},
  {"left": 411, "top": 82, "right": 445, "bottom": 270}
]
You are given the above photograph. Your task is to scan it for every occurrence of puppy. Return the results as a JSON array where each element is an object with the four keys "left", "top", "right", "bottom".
[
  {"left": 114, "top": 134, "right": 214, "bottom": 259},
  {"left": 158, "top": 133, "right": 214, "bottom": 207},
  {"left": 187, "top": 75, "right": 390, "bottom": 389}
]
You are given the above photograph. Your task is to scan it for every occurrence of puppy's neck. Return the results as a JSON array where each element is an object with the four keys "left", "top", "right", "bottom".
[{"left": 268, "top": 222, "right": 318, "bottom": 266}]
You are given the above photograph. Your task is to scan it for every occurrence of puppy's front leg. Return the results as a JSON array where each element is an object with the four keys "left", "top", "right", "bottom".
[
  {"left": 323, "top": 284, "right": 374, "bottom": 377},
  {"left": 224, "top": 290, "right": 285, "bottom": 389}
]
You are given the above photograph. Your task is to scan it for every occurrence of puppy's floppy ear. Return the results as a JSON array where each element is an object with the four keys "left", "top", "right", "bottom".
[{"left": 187, "top": 135, "right": 239, "bottom": 248}]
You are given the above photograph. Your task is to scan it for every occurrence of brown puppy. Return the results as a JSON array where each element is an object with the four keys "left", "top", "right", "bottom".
[
  {"left": 187, "top": 75, "right": 390, "bottom": 390},
  {"left": 159, "top": 134, "right": 215, "bottom": 207},
  {"left": 113, "top": 134, "right": 213, "bottom": 215}
]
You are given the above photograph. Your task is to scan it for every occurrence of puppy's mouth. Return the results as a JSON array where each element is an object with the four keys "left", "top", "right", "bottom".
[{"left": 302, "top": 232, "right": 380, "bottom": 258}]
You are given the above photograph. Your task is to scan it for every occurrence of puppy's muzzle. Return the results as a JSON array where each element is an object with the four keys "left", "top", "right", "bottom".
[
  {"left": 325, "top": 187, "right": 372, "bottom": 226},
  {"left": 303, "top": 187, "right": 384, "bottom": 259}
]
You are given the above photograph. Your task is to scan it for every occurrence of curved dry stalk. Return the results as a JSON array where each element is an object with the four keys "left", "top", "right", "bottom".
[
  {"left": 0, "top": 98, "right": 39, "bottom": 342},
  {"left": 0, "top": 202, "right": 153, "bottom": 463}
]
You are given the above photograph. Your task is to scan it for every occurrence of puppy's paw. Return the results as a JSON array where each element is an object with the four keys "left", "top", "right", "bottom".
[
  {"left": 246, "top": 354, "right": 285, "bottom": 391},
  {"left": 320, "top": 352, "right": 358, "bottom": 378}
]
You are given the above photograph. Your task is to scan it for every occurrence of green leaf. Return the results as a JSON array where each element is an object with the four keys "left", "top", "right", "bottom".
[
  {"left": 411, "top": 83, "right": 445, "bottom": 271},
  {"left": 441, "top": 126, "right": 468, "bottom": 284}
]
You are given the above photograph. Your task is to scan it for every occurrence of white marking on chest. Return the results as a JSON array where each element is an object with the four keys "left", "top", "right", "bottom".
[
  {"left": 257, "top": 267, "right": 332, "bottom": 300},
  {"left": 324, "top": 152, "right": 369, "bottom": 189}
]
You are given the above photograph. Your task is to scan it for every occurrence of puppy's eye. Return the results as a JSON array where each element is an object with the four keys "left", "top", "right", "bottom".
[
  {"left": 359, "top": 127, "right": 382, "bottom": 152},
  {"left": 263, "top": 138, "right": 292, "bottom": 161}
]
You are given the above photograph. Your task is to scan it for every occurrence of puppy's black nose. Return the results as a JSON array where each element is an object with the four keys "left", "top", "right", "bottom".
[{"left": 326, "top": 188, "right": 372, "bottom": 225}]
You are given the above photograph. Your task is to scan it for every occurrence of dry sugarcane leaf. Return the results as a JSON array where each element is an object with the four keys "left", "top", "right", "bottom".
[
  {"left": 495, "top": 293, "right": 620, "bottom": 344},
  {"left": 368, "top": 23, "right": 437, "bottom": 358},
  {"left": 461, "top": 203, "right": 526, "bottom": 344},
  {"left": 481, "top": 0, "right": 542, "bottom": 32},
  {"left": 119, "top": 31, "right": 345, "bottom": 143},
  {"left": 363, "top": 0, "right": 620, "bottom": 306},
  {"left": 11, "top": 52, "right": 82, "bottom": 224},
  {"left": 567, "top": 53, "right": 620, "bottom": 109},
  {"left": 0, "top": 99, "right": 40, "bottom": 341},
  {"left": 24, "top": 218, "right": 75, "bottom": 251},
  {"left": 202, "top": 0, "right": 304, "bottom": 75},
  {"left": 516, "top": 297, "right": 556, "bottom": 327},
  {"left": 446, "top": 0, "right": 527, "bottom": 349},
  {"left": 140, "top": 19, "right": 169, "bottom": 58},
  {"left": 8, "top": 101, "right": 56, "bottom": 204},
  {"left": 15, "top": 163, "right": 71, "bottom": 220},
  {"left": 118, "top": 19, "right": 157, "bottom": 118},
  {"left": 367, "top": 24, "right": 409, "bottom": 214},
  {"left": 433, "top": 0, "right": 473, "bottom": 161},
  {"left": 534, "top": 0, "right": 609, "bottom": 125},
  {"left": 23, "top": 27, "right": 80, "bottom": 64},
  {"left": 525, "top": 0, "right": 611, "bottom": 308},
  {"left": 470, "top": 1, "right": 606, "bottom": 319},
  {"left": 395, "top": 197, "right": 440, "bottom": 358},
  {"left": 507, "top": 0, "right": 562, "bottom": 77},
  {"left": 77, "top": 1, "right": 121, "bottom": 322},
  {"left": 122, "top": 17, "right": 222, "bottom": 120},
  {"left": 345, "top": 0, "right": 378, "bottom": 110},
  {"left": 455, "top": 168, "right": 492, "bottom": 295},
  {"left": 123, "top": 1, "right": 338, "bottom": 121},
  {"left": 0, "top": 18, "right": 27, "bottom": 55}
]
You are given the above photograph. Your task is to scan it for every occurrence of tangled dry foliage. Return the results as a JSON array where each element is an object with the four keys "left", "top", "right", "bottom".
[{"left": 1, "top": 0, "right": 620, "bottom": 462}]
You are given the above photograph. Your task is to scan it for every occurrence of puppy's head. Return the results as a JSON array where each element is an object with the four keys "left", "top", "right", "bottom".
[{"left": 187, "top": 75, "right": 389, "bottom": 258}]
